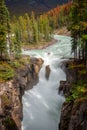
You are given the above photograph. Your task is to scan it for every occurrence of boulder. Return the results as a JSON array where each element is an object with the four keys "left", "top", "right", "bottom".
[{"left": 45, "top": 65, "right": 51, "bottom": 80}]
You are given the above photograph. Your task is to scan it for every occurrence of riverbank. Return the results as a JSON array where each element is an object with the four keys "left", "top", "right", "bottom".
[
  {"left": 23, "top": 38, "right": 57, "bottom": 50},
  {"left": 23, "top": 27, "right": 70, "bottom": 50},
  {"left": 54, "top": 26, "right": 71, "bottom": 36}
]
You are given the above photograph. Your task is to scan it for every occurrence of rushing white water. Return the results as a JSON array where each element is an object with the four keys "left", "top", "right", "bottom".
[{"left": 22, "top": 35, "right": 72, "bottom": 130}]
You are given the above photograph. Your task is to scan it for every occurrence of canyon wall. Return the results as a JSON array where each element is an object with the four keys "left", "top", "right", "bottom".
[
  {"left": 0, "top": 57, "right": 43, "bottom": 130},
  {"left": 59, "top": 61, "right": 87, "bottom": 130}
]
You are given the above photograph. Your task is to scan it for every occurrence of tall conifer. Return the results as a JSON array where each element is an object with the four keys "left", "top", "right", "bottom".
[{"left": 0, "top": 0, "right": 10, "bottom": 59}]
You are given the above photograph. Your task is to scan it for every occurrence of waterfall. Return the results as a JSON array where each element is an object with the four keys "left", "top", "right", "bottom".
[{"left": 22, "top": 35, "right": 72, "bottom": 130}]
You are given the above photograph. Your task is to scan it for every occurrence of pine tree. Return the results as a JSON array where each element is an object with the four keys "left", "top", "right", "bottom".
[
  {"left": 12, "top": 22, "right": 21, "bottom": 59},
  {"left": 68, "top": 0, "right": 87, "bottom": 68},
  {"left": 43, "top": 15, "right": 51, "bottom": 41},
  {"left": 68, "top": 0, "right": 85, "bottom": 58},
  {"left": 18, "top": 16, "right": 27, "bottom": 43},
  {"left": 24, "top": 13, "right": 32, "bottom": 43},
  {"left": 0, "top": 0, "right": 10, "bottom": 60},
  {"left": 39, "top": 15, "right": 44, "bottom": 40},
  {"left": 31, "top": 11, "right": 38, "bottom": 43},
  {"left": 32, "top": 20, "right": 38, "bottom": 43}
]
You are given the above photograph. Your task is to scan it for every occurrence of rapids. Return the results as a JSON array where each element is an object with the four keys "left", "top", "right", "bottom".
[{"left": 22, "top": 35, "right": 72, "bottom": 130}]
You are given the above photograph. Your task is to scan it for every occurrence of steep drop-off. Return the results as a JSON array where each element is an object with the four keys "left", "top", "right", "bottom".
[
  {"left": 59, "top": 60, "right": 87, "bottom": 130},
  {"left": 0, "top": 57, "right": 43, "bottom": 130}
]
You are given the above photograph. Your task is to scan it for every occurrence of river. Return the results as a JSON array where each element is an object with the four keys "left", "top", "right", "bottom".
[{"left": 22, "top": 35, "right": 72, "bottom": 130}]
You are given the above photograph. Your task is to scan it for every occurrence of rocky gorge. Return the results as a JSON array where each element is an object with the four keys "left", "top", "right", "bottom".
[{"left": 0, "top": 57, "right": 43, "bottom": 130}]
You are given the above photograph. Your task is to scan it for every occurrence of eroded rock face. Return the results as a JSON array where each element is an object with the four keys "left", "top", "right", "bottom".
[
  {"left": 59, "top": 100, "right": 87, "bottom": 130},
  {"left": 0, "top": 57, "right": 43, "bottom": 130},
  {"left": 59, "top": 60, "right": 87, "bottom": 130},
  {"left": 26, "top": 58, "right": 44, "bottom": 90},
  {"left": 0, "top": 81, "right": 20, "bottom": 130},
  {"left": 59, "top": 102, "right": 73, "bottom": 130},
  {"left": 68, "top": 100, "right": 87, "bottom": 130}
]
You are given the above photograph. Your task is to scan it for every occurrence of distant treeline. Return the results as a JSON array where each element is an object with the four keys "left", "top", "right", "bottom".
[{"left": 11, "top": 2, "right": 72, "bottom": 45}]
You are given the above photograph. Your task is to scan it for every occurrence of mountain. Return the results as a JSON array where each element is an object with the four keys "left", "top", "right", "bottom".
[{"left": 5, "top": 0, "right": 68, "bottom": 16}]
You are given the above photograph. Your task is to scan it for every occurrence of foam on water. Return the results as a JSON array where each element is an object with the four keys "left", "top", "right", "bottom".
[{"left": 22, "top": 35, "right": 72, "bottom": 130}]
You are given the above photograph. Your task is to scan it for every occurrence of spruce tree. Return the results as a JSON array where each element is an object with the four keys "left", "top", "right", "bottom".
[
  {"left": 13, "top": 22, "right": 21, "bottom": 59},
  {"left": 0, "top": 0, "right": 10, "bottom": 60},
  {"left": 24, "top": 13, "right": 32, "bottom": 43},
  {"left": 68, "top": 0, "right": 87, "bottom": 61}
]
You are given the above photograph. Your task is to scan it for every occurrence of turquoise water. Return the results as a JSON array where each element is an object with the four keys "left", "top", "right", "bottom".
[{"left": 22, "top": 35, "right": 72, "bottom": 130}]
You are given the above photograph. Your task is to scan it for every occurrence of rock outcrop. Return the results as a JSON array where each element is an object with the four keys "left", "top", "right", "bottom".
[
  {"left": 0, "top": 57, "right": 43, "bottom": 130},
  {"left": 59, "top": 60, "right": 87, "bottom": 130},
  {"left": 59, "top": 99, "right": 87, "bottom": 130},
  {"left": 45, "top": 65, "right": 51, "bottom": 80}
]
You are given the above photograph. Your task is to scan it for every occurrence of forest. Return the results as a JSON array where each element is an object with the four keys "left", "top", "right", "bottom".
[
  {"left": 0, "top": 0, "right": 87, "bottom": 130},
  {"left": 65, "top": 0, "right": 87, "bottom": 102}
]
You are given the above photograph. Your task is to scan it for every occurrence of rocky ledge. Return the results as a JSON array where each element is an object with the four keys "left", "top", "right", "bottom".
[
  {"left": 0, "top": 57, "right": 43, "bottom": 130},
  {"left": 59, "top": 60, "right": 87, "bottom": 130}
]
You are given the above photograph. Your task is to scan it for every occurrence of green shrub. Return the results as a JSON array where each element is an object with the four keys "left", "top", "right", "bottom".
[
  {"left": 10, "top": 60, "right": 21, "bottom": 68},
  {"left": 69, "top": 63, "right": 85, "bottom": 69},
  {"left": 10, "top": 57, "right": 30, "bottom": 68},
  {"left": 0, "top": 62, "right": 15, "bottom": 81},
  {"left": 79, "top": 69, "right": 86, "bottom": 75},
  {"left": 66, "top": 81, "right": 87, "bottom": 102}
]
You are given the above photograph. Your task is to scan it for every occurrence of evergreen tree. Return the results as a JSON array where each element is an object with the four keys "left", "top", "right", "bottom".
[
  {"left": 68, "top": 0, "right": 87, "bottom": 61},
  {"left": 0, "top": 0, "right": 10, "bottom": 60},
  {"left": 31, "top": 12, "right": 38, "bottom": 43},
  {"left": 43, "top": 15, "right": 51, "bottom": 41},
  {"left": 18, "top": 16, "right": 27, "bottom": 43},
  {"left": 12, "top": 22, "right": 21, "bottom": 59},
  {"left": 39, "top": 15, "right": 44, "bottom": 40},
  {"left": 24, "top": 13, "right": 32, "bottom": 43},
  {"left": 33, "top": 21, "right": 39, "bottom": 43}
]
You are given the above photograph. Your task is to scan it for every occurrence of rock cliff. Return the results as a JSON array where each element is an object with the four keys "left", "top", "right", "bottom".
[
  {"left": 59, "top": 60, "right": 87, "bottom": 130},
  {"left": 0, "top": 57, "right": 43, "bottom": 130}
]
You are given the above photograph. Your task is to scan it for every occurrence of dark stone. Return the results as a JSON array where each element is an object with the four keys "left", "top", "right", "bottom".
[
  {"left": 45, "top": 65, "right": 51, "bottom": 80},
  {"left": 59, "top": 102, "right": 73, "bottom": 130},
  {"left": 59, "top": 81, "right": 71, "bottom": 97},
  {"left": 3, "top": 117, "right": 19, "bottom": 130}
]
